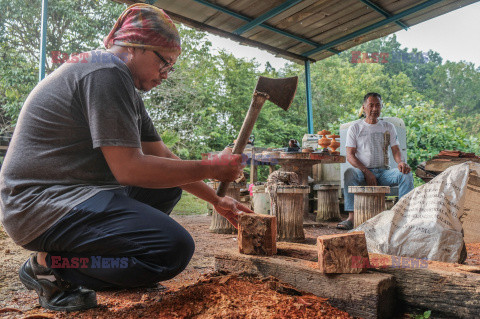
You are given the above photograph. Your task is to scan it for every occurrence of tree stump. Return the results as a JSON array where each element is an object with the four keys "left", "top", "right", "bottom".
[
  {"left": 348, "top": 186, "right": 390, "bottom": 228},
  {"left": 209, "top": 182, "right": 244, "bottom": 234},
  {"left": 238, "top": 213, "right": 277, "bottom": 256},
  {"left": 313, "top": 184, "right": 341, "bottom": 222},
  {"left": 268, "top": 185, "right": 310, "bottom": 242}
]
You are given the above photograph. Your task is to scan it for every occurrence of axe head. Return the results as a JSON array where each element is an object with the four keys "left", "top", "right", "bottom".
[{"left": 255, "top": 76, "right": 298, "bottom": 111}]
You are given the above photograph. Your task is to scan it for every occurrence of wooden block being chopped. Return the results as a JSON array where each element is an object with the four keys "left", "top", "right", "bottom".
[
  {"left": 317, "top": 231, "right": 369, "bottom": 274},
  {"left": 238, "top": 213, "right": 276, "bottom": 256}
]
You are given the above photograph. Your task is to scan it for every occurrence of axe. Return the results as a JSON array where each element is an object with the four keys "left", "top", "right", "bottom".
[{"left": 216, "top": 76, "right": 298, "bottom": 197}]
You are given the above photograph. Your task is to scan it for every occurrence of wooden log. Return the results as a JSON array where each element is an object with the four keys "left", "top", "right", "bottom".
[
  {"left": 317, "top": 231, "right": 369, "bottom": 274},
  {"left": 425, "top": 157, "right": 480, "bottom": 173},
  {"left": 238, "top": 213, "right": 277, "bottom": 256},
  {"left": 370, "top": 252, "right": 480, "bottom": 318},
  {"left": 209, "top": 182, "right": 244, "bottom": 234},
  {"left": 215, "top": 242, "right": 396, "bottom": 319},
  {"left": 314, "top": 184, "right": 341, "bottom": 221},
  {"left": 348, "top": 186, "right": 390, "bottom": 228},
  {"left": 268, "top": 185, "right": 310, "bottom": 242}
]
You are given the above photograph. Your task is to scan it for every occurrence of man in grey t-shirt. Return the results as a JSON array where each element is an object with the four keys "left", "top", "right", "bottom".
[{"left": 0, "top": 4, "right": 252, "bottom": 311}]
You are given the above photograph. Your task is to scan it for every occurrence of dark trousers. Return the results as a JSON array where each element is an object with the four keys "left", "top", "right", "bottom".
[{"left": 23, "top": 187, "right": 195, "bottom": 290}]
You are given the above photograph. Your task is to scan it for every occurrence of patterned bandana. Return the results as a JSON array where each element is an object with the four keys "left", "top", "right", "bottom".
[{"left": 104, "top": 3, "right": 181, "bottom": 56}]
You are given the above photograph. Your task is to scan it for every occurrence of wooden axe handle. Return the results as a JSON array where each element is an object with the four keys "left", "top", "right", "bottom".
[{"left": 216, "top": 92, "right": 268, "bottom": 197}]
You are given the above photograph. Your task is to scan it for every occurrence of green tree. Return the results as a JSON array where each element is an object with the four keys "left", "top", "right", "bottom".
[
  {"left": 0, "top": 0, "right": 125, "bottom": 132},
  {"left": 425, "top": 61, "right": 480, "bottom": 113}
]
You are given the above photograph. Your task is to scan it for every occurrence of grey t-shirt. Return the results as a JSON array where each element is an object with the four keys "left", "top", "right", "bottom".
[{"left": 0, "top": 50, "right": 160, "bottom": 246}]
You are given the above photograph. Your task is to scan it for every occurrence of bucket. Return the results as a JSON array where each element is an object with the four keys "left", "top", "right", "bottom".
[{"left": 251, "top": 184, "right": 270, "bottom": 215}]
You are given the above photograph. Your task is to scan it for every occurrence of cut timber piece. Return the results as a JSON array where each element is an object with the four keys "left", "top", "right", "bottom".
[
  {"left": 215, "top": 242, "right": 395, "bottom": 319},
  {"left": 238, "top": 213, "right": 277, "bottom": 256},
  {"left": 370, "top": 252, "right": 480, "bottom": 318},
  {"left": 348, "top": 186, "right": 390, "bottom": 228},
  {"left": 317, "top": 231, "right": 369, "bottom": 274}
]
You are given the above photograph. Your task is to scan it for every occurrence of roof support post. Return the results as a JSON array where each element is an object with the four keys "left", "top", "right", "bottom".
[
  {"left": 305, "top": 60, "right": 314, "bottom": 134},
  {"left": 39, "top": 0, "right": 48, "bottom": 81}
]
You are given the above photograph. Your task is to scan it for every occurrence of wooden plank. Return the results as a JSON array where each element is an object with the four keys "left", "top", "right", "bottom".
[{"left": 215, "top": 242, "right": 396, "bottom": 319}]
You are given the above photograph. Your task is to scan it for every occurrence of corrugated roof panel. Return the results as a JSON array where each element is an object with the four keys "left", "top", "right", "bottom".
[{"left": 113, "top": 0, "right": 479, "bottom": 63}]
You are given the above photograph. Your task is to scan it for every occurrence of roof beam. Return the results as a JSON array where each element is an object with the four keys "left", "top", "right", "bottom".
[
  {"left": 192, "top": 0, "right": 340, "bottom": 55},
  {"left": 233, "top": 0, "right": 305, "bottom": 35},
  {"left": 358, "top": 0, "right": 409, "bottom": 30},
  {"left": 302, "top": 0, "right": 444, "bottom": 57}
]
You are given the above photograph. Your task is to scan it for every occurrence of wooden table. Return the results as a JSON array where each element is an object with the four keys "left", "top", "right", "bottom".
[{"left": 257, "top": 151, "right": 345, "bottom": 220}]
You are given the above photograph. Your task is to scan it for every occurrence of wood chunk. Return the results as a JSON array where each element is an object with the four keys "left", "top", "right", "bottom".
[
  {"left": 238, "top": 213, "right": 277, "bottom": 256},
  {"left": 317, "top": 231, "right": 369, "bottom": 274}
]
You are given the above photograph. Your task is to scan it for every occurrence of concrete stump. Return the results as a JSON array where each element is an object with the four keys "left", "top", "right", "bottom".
[
  {"left": 209, "top": 182, "right": 244, "bottom": 234},
  {"left": 313, "top": 184, "right": 341, "bottom": 222},
  {"left": 348, "top": 186, "right": 390, "bottom": 228}
]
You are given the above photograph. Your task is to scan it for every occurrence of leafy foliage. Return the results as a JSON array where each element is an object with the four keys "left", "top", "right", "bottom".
[{"left": 0, "top": 0, "right": 125, "bottom": 132}]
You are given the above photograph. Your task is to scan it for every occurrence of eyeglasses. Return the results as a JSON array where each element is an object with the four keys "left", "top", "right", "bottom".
[{"left": 153, "top": 51, "right": 176, "bottom": 74}]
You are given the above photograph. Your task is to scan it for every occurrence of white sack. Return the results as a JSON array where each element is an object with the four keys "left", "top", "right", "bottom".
[{"left": 354, "top": 162, "right": 480, "bottom": 263}]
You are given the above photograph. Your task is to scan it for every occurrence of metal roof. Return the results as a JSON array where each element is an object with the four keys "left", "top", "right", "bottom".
[{"left": 113, "top": 0, "right": 479, "bottom": 64}]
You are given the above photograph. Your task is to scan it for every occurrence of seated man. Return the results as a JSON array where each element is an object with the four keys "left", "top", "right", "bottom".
[{"left": 337, "top": 92, "right": 414, "bottom": 230}]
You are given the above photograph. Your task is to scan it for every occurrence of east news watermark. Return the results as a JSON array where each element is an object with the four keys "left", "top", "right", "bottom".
[
  {"left": 50, "top": 50, "right": 128, "bottom": 64},
  {"left": 352, "top": 255, "right": 429, "bottom": 269},
  {"left": 350, "top": 51, "right": 429, "bottom": 64},
  {"left": 50, "top": 256, "right": 129, "bottom": 269}
]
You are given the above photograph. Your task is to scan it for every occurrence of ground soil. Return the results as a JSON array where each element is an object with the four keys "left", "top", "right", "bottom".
[{"left": 1, "top": 213, "right": 479, "bottom": 318}]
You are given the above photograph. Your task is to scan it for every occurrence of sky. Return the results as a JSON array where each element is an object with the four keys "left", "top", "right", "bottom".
[{"left": 206, "top": 1, "right": 480, "bottom": 70}]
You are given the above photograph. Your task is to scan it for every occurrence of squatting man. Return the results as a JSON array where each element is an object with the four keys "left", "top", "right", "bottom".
[{"left": 0, "top": 4, "right": 253, "bottom": 311}]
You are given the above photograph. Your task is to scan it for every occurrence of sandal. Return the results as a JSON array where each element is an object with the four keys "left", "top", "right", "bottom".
[{"left": 336, "top": 220, "right": 353, "bottom": 230}]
